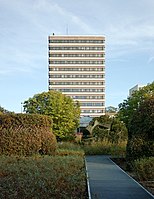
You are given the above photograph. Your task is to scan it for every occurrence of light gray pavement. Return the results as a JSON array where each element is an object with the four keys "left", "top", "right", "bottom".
[{"left": 86, "top": 155, "right": 154, "bottom": 199}]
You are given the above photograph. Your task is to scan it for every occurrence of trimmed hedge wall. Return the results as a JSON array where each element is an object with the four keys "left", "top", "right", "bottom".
[
  {"left": 0, "top": 114, "right": 57, "bottom": 156},
  {"left": 0, "top": 113, "right": 52, "bottom": 129}
]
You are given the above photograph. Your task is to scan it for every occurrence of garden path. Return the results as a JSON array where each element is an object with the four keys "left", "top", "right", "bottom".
[{"left": 86, "top": 155, "right": 154, "bottom": 199}]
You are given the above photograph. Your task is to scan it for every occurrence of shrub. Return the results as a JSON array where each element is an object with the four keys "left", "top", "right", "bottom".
[
  {"left": 126, "top": 136, "right": 154, "bottom": 162},
  {"left": 134, "top": 157, "right": 154, "bottom": 181},
  {"left": 0, "top": 155, "right": 87, "bottom": 199},
  {"left": 0, "top": 113, "right": 52, "bottom": 129},
  {"left": 0, "top": 126, "right": 57, "bottom": 156}
]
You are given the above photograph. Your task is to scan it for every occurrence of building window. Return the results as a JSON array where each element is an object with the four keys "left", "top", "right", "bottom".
[
  {"left": 71, "top": 96, "right": 104, "bottom": 99},
  {"left": 49, "top": 81, "right": 104, "bottom": 85},
  {"left": 81, "top": 103, "right": 104, "bottom": 106},
  {"left": 49, "top": 60, "right": 105, "bottom": 65},
  {"left": 49, "top": 39, "right": 105, "bottom": 44},
  {"left": 49, "top": 74, "right": 105, "bottom": 78},
  {"left": 49, "top": 67, "right": 104, "bottom": 71},
  {"left": 81, "top": 110, "right": 104, "bottom": 113},
  {"left": 49, "top": 46, "right": 105, "bottom": 51},
  {"left": 49, "top": 53, "right": 105, "bottom": 58},
  {"left": 50, "top": 88, "right": 104, "bottom": 92}
]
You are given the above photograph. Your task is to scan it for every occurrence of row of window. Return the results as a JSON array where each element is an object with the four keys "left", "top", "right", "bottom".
[
  {"left": 49, "top": 40, "right": 105, "bottom": 43},
  {"left": 49, "top": 60, "right": 104, "bottom": 65},
  {"left": 49, "top": 53, "right": 104, "bottom": 57},
  {"left": 50, "top": 81, "right": 104, "bottom": 85},
  {"left": 81, "top": 103, "right": 104, "bottom": 106},
  {"left": 49, "top": 67, "right": 104, "bottom": 71},
  {"left": 71, "top": 96, "right": 104, "bottom": 99},
  {"left": 49, "top": 74, "right": 105, "bottom": 78},
  {"left": 51, "top": 88, "right": 104, "bottom": 92},
  {"left": 81, "top": 110, "right": 104, "bottom": 113},
  {"left": 49, "top": 46, "right": 105, "bottom": 51}
]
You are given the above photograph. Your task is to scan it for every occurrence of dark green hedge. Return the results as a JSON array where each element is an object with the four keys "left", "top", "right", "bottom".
[
  {"left": 0, "top": 113, "right": 52, "bottom": 129},
  {"left": 0, "top": 114, "right": 57, "bottom": 156},
  {"left": 0, "top": 126, "right": 57, "bottom": 156}
]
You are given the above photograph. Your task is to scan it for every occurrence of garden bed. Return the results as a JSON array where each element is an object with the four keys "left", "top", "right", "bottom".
[{"left": 0, "top": 155, "right": 88, "bottom": 199}]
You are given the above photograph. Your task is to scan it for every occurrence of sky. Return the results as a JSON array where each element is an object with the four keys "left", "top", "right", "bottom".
[{"left": 0, "top": 0, "right": 154, "bottom": 113}]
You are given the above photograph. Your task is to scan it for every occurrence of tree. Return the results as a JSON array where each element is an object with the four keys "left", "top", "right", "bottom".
[
  {"left": 118, "top": 82, "right": 154, "bottom": 129},
  {"left": 109, "top": 117, "right": 128, "bottom": 144},
  {"left": 87, "top": 115, "right": 127, "bottom": 143},
  {"left": 126, "top": 96, "right": 154, "bottom": 160},
  {"left": 118, "top": 82, "right": 154, "bottom": 161},
  {"left": 23, "top": 91, "right": 81, "bottom": 140},
  {"left": 0, "top": 105, "right": 9, "bottom": 114},
  {"left": 105, "top": 106, "right": 117, "bottom": 113}
]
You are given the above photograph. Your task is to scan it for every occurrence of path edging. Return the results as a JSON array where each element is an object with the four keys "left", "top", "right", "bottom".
[
  {"left": 110, "top": 157, "right": 154, "bottom": 198},
  {"left": 85, "top": 158, "right": 92, "bottom": 199}
]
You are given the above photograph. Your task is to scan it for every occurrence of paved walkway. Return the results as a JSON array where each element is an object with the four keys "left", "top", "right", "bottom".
[{"left": 86, "top": 155, "right": 154, "bottom": 199}]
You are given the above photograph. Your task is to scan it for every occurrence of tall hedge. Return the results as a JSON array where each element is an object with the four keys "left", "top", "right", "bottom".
[
  {"left": 0, "top": 114, "right": 57, "bottom": 156},
  {"left": 0, "top": 113, "right": 52, "bottom": 129}
]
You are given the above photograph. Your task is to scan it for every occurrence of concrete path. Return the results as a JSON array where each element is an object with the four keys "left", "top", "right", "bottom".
[{"left": 86, "top": 155, "right": 154, "bottom": 199}]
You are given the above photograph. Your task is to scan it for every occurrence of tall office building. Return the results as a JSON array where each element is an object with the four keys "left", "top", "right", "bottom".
[{"left": 48, "top": 35, "right": 105, "bottom": 117}]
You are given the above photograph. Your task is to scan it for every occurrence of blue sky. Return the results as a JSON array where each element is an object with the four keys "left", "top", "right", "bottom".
[{"left": 0, "top": 0, "right": 154, "bottom": 113}]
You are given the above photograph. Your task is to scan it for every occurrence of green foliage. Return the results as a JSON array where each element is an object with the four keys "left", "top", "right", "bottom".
[
  {"left": 92, "top": 125, "right": 108, "bottom": 141},
  {"left": 0, "top": 155, "right": 86, "bottom": 199},
  {"left": 126, "top": 97, "right": 154, "bottom": 161},
  {"left": 118, "top": 82, "right": 154, "bottom": 161},
  {"left": 57, "top": 141, "right": 82, "bottom": 151},
  {"left": 89, "top": 115, "right": 112, "bottom": 141},
  {"left": 0, "top": 126, "right": 57, "bottom": 156},
  {"left": 0, "top": 113, "right": 52, "bottom": 129},
  {"left": 109, "top": 118, "right": 128, "bottom": 144},
  {"left": 82, "top": 140, "right": 126, "bottom": 156},
  {"left": 94, "top": 115, "right": 112, "bottom": 127},
  {"left": 134, "top": 157, "right": 154, "bottom": 181},
  {"left": 118, "top": 82, "right": 154, "bottom": 129},
  {"left": 56, "top": 149, "right": 84, "bottom": 156},
  {"left": 23, "top": 91, "right": 81, "bottom": 140},
  {"left": 129, "top": 96, "right": 154, "bottom": 140},
  {"left": 89, "top": 115, "right": 127, "bottom": 144},
  {"left": 105, "top": 106, "right": 117, "bottom": 113},
  {"left": 57, "top": 141, "right": 84, "bottom": 156}
]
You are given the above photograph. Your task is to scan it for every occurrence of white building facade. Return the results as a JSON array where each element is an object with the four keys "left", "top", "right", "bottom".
[
  {"left": 129, "top": 84, "right": 145, "bottom": 97},
  {"left": 48, "top": 35, "right": 105, "bottom": 117}
]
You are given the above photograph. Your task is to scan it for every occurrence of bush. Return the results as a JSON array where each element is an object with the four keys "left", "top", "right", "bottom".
[
  {"left": 0, "top": 155, "right": 87, "bottom": 199},
  {"left": 0, "top": 126, "right": 57, "bottom": 156},
  {"left": 0, "top": 113, "right": 52, "bottom": 129},
  {"left": 126, "top": 136, "right": 154, "bottom": 162},
  {"left": 134, "top": 157, "right": 154, "bottom": 181}
]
